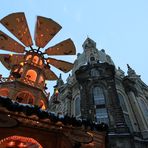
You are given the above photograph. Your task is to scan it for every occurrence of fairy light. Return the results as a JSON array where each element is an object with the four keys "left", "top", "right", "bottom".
[
  {"left": 7, "top": 141, "right": 15, "bottom": 147},
  {"left": 18, "top": 142, "right": 27, "bottom": 147},
  {"left": 0, "top": 136, "right": 43, "bottom": 148},
  {"left": 20, "top": 62, "right": 24, "bottom": 66}
]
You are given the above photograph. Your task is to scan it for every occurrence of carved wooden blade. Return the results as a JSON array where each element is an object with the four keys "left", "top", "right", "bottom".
[
  {"left": 34, "top": 16, "right": 62, "bottom": 48},
  {"left": 45, "top": 38, "right": 76, "bottom": 55},
  {"left": 46, "top": 57, "right": 74, "bottom": 73},
  {"left": 0, "top": 31, "right": 25, "bottom": 53},
  {"left": 0, "top": 54, "right": 25, "bottom": 70},
  {"left": 1, "top": 12, "right": 33, "bottom": 47},
  {"left": 44, "top": 66, "right": 58, "bottom": 80}
]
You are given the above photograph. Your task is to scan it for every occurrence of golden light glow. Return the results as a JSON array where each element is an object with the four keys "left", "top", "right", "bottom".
[
  {"left": 41, "top": 105, "right": 46, "bottom": 110},
  {"left": 20, "top": 62, "right": 24, "bottom": 66},
  {"left": 26, "top": 55, "right": 32, "bottom": 61},
  {"left": 0, "top": 135, "right": 43, "bottom": 148},
  {"left": 40, "top": 100, "right": 46, "bottom": 110},
  {"left": 7, "top": 141, "right": 15, "bottom": 147},
  {"left": 26, "top": 69, "right": 37, "bottom": 82},
  {"left": 14, "top": 68, "right": 18, "bottom": 72},
  {"left": 39, "top": 59, "right": 43, "bottom": 66},
  {"left": 20, "top": 68, "right": 23, "bottom": 73},
  {"left": 33, "top": 55, "right": 39, "bottom": 64},
  {"left": 55, "top": 90, "right": 58, "bottom": 94},
  {"left": 38, "top": 75, "right": 44, "bottom": 84},
  {"left": 87, "top": 132, "right": 94, "bottom": 137},
  {"left": 18, "top": 142, "right": 27, "bottom": 147}
]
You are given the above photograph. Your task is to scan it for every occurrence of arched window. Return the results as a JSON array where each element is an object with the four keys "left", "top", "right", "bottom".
[
  {"left": 16, "top": 91, "right": 34, "bottom": 105},
  {"left": 93, "top": 87, "right": 105, "bottom": 105},
  {"left": 138, "top": 98, "right": 148, "bottom": 118},
  {"left": 118, "top": 93, "right": 128, "bottom": 112},
  {"left": 0, "top": 88, "right": 9, "bottom": 97},
  {"left": 75, "top": 96, "right": 81, "bottom": 116},
  {"left": 118, "top": 93, "right": 133, "bottom": 132},
  {"left": 96, "top": 108, "right": 108, "bottom": 123},
  {"left": 26, "top": 70, "right": 37, "bottom": 82},
  {"left": 93, "top": 86, "right": 108, "bottom": 124},
  {"left": 32, "top": 55, "right": 39, "bottom": 64}
]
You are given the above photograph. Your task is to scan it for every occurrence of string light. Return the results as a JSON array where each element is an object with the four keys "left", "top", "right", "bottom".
[
  {"left": 0, "top": 135, "right": 43, "bottom": 148},
  {"left": 7, "top": 141, "right": 15, "bottom": 147},
  {"left": 20, "top": 62, "right": 24, "bottom": 66}
]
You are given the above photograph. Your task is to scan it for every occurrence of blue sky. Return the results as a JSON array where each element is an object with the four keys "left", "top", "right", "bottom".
[{"left": 0, "top": 0, "right": 148, "bottom": 95}]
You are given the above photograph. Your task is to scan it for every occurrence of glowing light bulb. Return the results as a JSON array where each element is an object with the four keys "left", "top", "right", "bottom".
[
  {"left": 41, "top": 105, "right": 46, "bottom": 110},
  {"left": 7, "top": 141, "right": 15, "bottom": 146},
  {"left": 20, "top": 62, "right": 24, "bottom": 66},
  {"left": 18, "top": 142, "right": 27, "bottom": 147},
  {"left": 55, "top": 90, "right": 59, "bottom": 94}
]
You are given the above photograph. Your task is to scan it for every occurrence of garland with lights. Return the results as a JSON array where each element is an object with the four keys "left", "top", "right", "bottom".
[{"left": 0, "top": 96, "right": 108, "bottom": 131}]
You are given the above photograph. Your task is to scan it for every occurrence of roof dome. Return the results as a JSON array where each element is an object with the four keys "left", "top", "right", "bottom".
[{"left": 72, "top": 38, "right": 114, "bottom": 74}]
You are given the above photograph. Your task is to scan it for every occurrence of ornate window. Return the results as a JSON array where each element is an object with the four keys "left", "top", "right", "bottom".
[
  {"left": 118, "top": 93, "right": 128, "bottom": 112},
  {"left": 93, "top": 87, "right": 105, "bottom": 105},
  {"left": 75, "top": 96, "right": 81, "bottom": 116},
  {"left": 93, "top": 86, "right": 108, "bottom": 124},
  {"left": 118, "top": 93, "right": 133, "bottom": 132},
  {"left": 16, "top": 91, "right": 34, "bottom": 105},
  {"left": 138, "top": 98, "right": 148, "bottom": 118},
  {"left": 96, "top": 108, "right": 108, "bottom": 123},
  {"left": 91, "top": 69, "right": 100, "bottom": 77}
]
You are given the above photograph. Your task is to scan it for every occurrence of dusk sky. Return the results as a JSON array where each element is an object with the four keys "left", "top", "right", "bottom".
[{"left": 0, "top": 0, "right": 148, "bottom": 95}]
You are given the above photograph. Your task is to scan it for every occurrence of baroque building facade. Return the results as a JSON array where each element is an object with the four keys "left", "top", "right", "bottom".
[{"left": 49, "top": 37, "right": 148, "bottom": 148}]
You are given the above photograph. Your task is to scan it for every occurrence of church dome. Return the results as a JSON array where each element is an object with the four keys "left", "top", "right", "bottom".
[{"left": 72, "top": 38, "right": 114, "bottom": 74}]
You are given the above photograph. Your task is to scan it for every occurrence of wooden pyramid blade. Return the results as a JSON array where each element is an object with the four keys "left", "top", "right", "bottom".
[
  {"left": 45, "top": 38, "right": 76, "bottom": 55},
  {"left": 1, "top": 12, "right": 33, "bottom": 47},
  {"left": 34, "top": 16, "right": 62, "bottom": 48},
  {"left": 44, "top": 66, "right": 58, "bottom": 80},
  {"left": 0, "top": 31, "right": 25, "bottom": 53},
  {"left": 46, "top": 57, "right": 74, "bottom": 73},
  {"left": 0, "top": 54, "right": 25, "bottom": 70}
]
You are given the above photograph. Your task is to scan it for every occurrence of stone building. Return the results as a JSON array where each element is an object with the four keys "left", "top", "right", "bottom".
[{"left": 49, "top": 37, "right": 148, "bottom": 148}]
